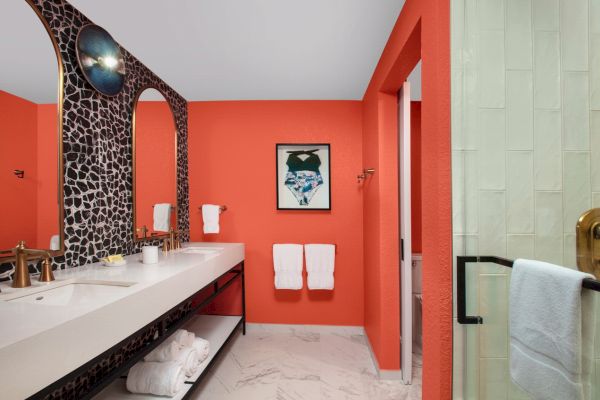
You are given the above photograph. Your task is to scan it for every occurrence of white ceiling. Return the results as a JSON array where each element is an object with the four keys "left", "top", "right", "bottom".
[
  {"left": 1, "top": 1, "right": 59, "bottom": 104},
  {"left": 68, "top": 0, "right": 406, "bottom": 101}
]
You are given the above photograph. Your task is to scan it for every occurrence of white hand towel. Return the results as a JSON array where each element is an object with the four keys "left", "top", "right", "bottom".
[
  {"left": 49, "top": 235, "right": 60, "bottom": 251},
  {"left": 305, "top": 244, "right": 335, "bottom": 290},
  {"left": 177, "top": 346, "right": 200, "bottom": 377},
  {"left": 126, "top": 361, "right": 185, "bottom": 397},
  {"left": 172, "top": 329, "right": 195, "bottom": 347},
  {"left": 144, "top": 339, "right": 181, "bottom": 363},
  {"left": 153, "top": 203, "right": 171, "bottom": 232},
  {"left": 273, "top": 244, "right": 303, "bottom": 290},
  {"left": 194, "top": 337, "right": 210, "bottom": 363},
  {"left": 202, "top": 204, "right": 220, "bottom": 234},
  {"left": 509, "top": 259, "right": 595, "bottom": 400}
]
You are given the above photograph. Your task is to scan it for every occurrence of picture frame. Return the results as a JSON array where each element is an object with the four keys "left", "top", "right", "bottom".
[{"left": 276, "top": 143, "right": 331, "bottom": 210}]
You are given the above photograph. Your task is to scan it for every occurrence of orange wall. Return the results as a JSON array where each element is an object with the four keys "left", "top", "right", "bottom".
[
  {"left": 412, "top": 101, "right": 422, "bottom": 254},
  {"left": 188, "top": 101, "right": 364, "bottom": 326},
  {"left": 0, "top": 90, "right": 38, "bottom": 249},
  {"left": 135, "top": 101, "right": 177, "bottom": 235},
  {"left": 362, "top": 1, "right": 451, "bottom": 399},
  {"left": 36, "top": 104, "right": 59, "bottom": 249}
]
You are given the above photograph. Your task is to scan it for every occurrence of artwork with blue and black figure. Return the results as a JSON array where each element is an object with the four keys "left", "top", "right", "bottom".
[
  {"left": 76, "top": 24, "right": 125, "bottom": 96},
  {"left": 284, "top": 149, "right": 324, "bottom": 205}
]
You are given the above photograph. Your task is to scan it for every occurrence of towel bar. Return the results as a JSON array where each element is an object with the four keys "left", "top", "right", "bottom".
[
  {"left": 272, "top": 243, "right": 337, "bottom": 254},
  {"left": 456, "top": 255, "right": 600, "bottom": 325},
  {"left": 198, "top": 205, "right": 227, "bottom": 213},
  {"left": 152, "top": 205, "right": 175, "bottom": 213}
]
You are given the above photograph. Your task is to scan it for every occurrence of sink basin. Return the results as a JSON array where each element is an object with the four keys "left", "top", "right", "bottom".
[
  {"left": 182, "top": 247, "right": 223, "bottom": 255},
  {"left": 7, "top": 281, "right": 135, "bottom": 306}
]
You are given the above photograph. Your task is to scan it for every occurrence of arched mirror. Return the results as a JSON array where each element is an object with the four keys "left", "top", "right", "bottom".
[
  {"left": 133, "top": 87, "right": 178, "bottom": 241},
  {"left": 0, "top": 0, "right": 63, "bottom": 253}
]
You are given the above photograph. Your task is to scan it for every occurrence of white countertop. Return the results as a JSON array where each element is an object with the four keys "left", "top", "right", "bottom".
[{"left": 0, "top": 242, "right": 244, "bottom": 399}]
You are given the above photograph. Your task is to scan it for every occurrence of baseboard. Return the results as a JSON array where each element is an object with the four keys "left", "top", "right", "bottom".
[
  {"left": 363, "top": 333, "right": 403, "bottom": 381},
  {"left": 245, "top": 322, "right": 365, "bottom": 335}
]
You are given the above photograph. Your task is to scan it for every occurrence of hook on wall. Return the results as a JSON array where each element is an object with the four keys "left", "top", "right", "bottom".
[
  {"left": 14, "top": 170, "right": 25, "bottom": 179},
  {"left": 357, "top": 168, "right": 375, "bottom": 183}
]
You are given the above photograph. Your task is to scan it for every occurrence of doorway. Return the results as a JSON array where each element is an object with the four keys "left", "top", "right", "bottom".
[{"left": 399, "top": 60, "right": 423, "bottom": 386}]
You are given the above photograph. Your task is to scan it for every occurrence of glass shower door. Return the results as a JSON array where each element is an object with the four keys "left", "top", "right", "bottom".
[{"left": 451, "top": 0, "right": 600, "bottom": 398}]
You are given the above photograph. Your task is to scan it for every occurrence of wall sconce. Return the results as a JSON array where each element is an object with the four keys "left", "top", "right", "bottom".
[
  {"left": 14, "top": 170, "right": 25, "bottom": 179},
  {"left": 357, "top": 168, "right": 375, "bottom": 183}
]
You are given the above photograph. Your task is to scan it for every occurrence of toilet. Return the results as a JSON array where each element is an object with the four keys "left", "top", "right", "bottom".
[{"left": 412, "top": 254, "right": 423, "bottom": 354}]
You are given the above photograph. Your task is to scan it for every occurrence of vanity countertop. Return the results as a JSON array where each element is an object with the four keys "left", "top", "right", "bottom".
[{"left": 0, "top": 242, "right": 244, "bottom": 399}]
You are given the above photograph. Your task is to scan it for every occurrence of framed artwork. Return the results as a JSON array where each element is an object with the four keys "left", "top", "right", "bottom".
[{"left": 276, "top": 143, "right": 331, "bottom": 210}]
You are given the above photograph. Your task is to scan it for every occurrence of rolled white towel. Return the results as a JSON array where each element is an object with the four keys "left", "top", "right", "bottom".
[
  {"left": 194, "top": 337, "right": 210, "bottom": 363},
  {"left": 172, "top": 329, "right": 195, "bottom": 347},
  {"left": 177, "top": 346, "right": 200, "bottom": 377},
  {"left": 126, "top": 361, "right": 185, "bottom": 397},
  {"left": 144, "top": 340, "right": 181, "bottom": 363}
]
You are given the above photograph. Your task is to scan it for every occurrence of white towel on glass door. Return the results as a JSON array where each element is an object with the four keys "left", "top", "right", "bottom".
[
  {"left": 273, "top": 244, "right": 303, "bottom": 290},
  {"left": 304, "top": 244, "right": 335, "bottom": 290},
  {"left": 202, "top": 204, "right": 220, "bottom": 234},
  {"left": 509, "top": 259, "right": 595, "bottom": 400},
  {"left": 153, "top": 203, "right": 171, "bottom": 232},
  {"left": 126, "top": 361, "right": 185, "bottom": 397}
]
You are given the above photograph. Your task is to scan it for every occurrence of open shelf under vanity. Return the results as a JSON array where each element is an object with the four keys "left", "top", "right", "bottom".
[{"left": 95, "top": 314, "right": 243, "bottom": 400}]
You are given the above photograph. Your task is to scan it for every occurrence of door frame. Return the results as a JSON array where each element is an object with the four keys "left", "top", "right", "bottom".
[{"left": 399, "top": 81, "right": 413, "bottom": 384}]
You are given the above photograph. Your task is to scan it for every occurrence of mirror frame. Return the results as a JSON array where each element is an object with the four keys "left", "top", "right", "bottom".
[
  {"left": 0, "top": 0, "right": 65, "bottom": 257},
  {"left": 131, "top": 85, "right": 179, "bottom": 242}
]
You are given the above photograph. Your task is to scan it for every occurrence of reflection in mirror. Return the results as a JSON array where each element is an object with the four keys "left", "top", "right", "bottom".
[
  {"left": 133, "top": 88, "right": 177, "bottom": 241},
  {"left": 0, "top": 1, "right": 62, "bottom": 252}
]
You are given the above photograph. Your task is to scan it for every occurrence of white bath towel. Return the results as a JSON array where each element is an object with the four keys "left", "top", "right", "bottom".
[
  {"left": 144, "top": 339, "right": 181, "bottom": 363},
  {"left": 153, "top": 203, "right": 171, "bottom": 232},
  {"left": 509, "top": 259, "right": 595, "bottom": 400},
  {"left": 273, "top": 244, "right": 303, "bottom": 290},
  {"left": 194, "top": 337, "right": 210, "bottom": 362},
  {"left": 177, "top": 346, "right": 200, "bottom": 377},
  {"left": 126, "top": 361, "right": 185, "bottom": 397},
  {"left": 49, "top": 235, "right": 60, "bottom": 251},
  {"left": 305, "top": 244, "right": 335, "bottom": 290},
  {"left": 202, "top": 204, "right": 220, "bottom": 234},
  {"left": 172, "top": 329, "right": 195, "bottom": 347}
]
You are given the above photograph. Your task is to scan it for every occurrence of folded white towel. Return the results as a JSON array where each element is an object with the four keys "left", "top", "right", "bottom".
[
  {"left": 273, "top": 244, "right": 303, "bottom": 290},
  {"left": 202, "top": 204, "right": 220, "bottom": 234},
  {"left": 126, "top": 361, "right": 185, "bottom": 397},
  {"left": 144, "top": 340, "right": 181, "bottom": 363},
  {"left": 305, "top": 244, "right": 335, "bottom": 290},
  {"left": 509, "top": 259, "right": 595, "bottom": 400},
  {"left": 172, "top": 329, "right": 195, "bottom": 347},
  {"left": 177, "top": 346, "right": 200, "bottom": 377},
  {"left": 153, "top": 203, "right": 171, "bottom": 232},
  {"left": 49, "top": 235, "right": 60, "bottom": 251},
  {"left": 194, "top": 337, "right": 210, "bottom": 362}
]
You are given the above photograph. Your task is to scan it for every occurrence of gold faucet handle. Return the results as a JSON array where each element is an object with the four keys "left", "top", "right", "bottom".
[{"left": 39, "top": 258, "right": 55, "bottom": 283}]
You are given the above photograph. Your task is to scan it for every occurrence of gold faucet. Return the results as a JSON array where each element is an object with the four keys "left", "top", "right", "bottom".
[
  {"left": 162, "top": 228, "right": 181, "bottom": 253},
  {"left": 0, "top": 241, "right": 55, "bottom": 288}
]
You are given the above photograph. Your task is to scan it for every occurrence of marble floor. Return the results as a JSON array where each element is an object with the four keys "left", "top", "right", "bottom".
[{"left": 191, "top": 324, "right": 422, "bottom": 400}]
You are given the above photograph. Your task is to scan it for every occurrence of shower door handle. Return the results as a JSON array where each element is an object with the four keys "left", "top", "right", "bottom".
[{"left": 457, "top": 256, "right": 483, "bottom": 324}]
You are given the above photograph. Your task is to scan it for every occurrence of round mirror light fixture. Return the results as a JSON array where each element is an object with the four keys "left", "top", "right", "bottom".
[{"left": 76, "top": 24, "right": 125, "bottom": 96}]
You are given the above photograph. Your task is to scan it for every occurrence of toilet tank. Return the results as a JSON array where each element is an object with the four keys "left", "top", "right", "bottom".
[{"left": 412, "top": 254, "right": 422, "bottom": 294}]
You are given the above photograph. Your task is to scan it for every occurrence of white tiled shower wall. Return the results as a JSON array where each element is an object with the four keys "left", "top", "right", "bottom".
[{"left": 451, "top": 0, "right": 600, "bottom": 398}]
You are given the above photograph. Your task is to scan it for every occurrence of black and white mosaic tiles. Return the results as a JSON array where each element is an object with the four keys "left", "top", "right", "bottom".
[{"left": 0, "top": 0, "right": 189, "bottom": 276}]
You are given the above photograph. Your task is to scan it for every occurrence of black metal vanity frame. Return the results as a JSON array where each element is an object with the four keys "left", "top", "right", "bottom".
[
  {"left": 457, "top": 255, "right": 600, "bottom": 325},
  {"left": 27, "top": 261, "right": 246, "bottom": 400}
]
